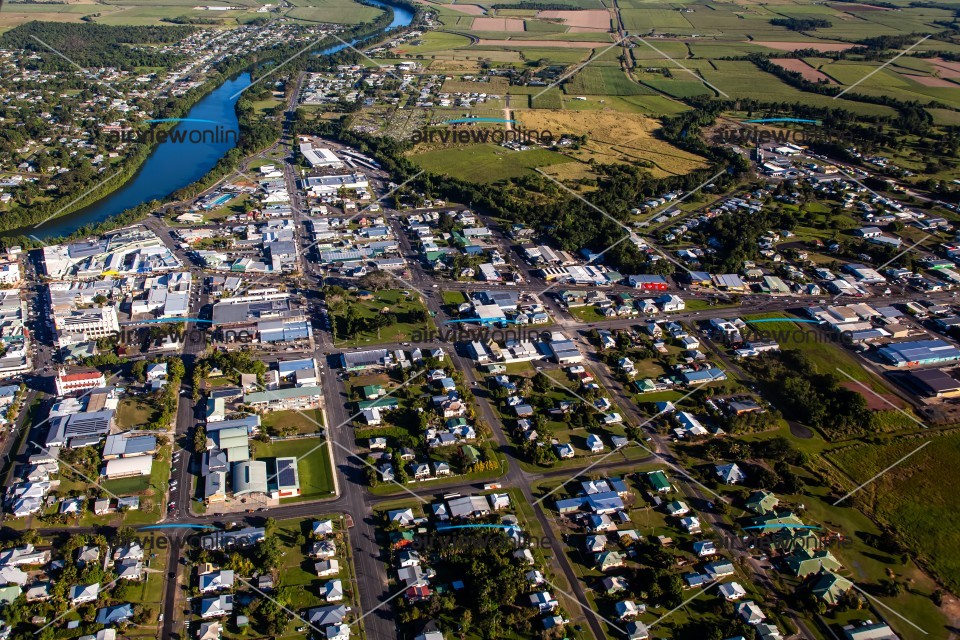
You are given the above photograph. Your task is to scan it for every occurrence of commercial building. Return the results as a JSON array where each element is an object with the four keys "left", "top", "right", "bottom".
[
  {"left": 103, "top": 456, "right": 153, "bottom": 479},
  {"left": 233, "top": 460, "right": 269, "bottom": 498},
  {"left": 903, "top": 368, "right": 960, "bottom": 398},
  {"left": 877, "top": 339, "right": 960, "bottom": 368},
  {"left": 299, "top": 143, "right": 345, "bottom": 169},
  {"left": 54, "top": 367, "right": 106, "bottom": 396},
  {"left": 243, "top": 385, "right": 323, "bottom": 412}
]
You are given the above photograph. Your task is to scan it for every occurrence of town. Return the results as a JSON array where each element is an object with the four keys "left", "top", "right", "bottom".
[{"left": 0, "top": 1, "right": 957, "bottom": 640}]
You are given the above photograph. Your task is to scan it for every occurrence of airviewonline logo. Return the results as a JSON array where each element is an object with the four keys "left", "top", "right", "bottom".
[
  {"left": 411, "top": 117, "right": 553, "bottom": 145},
  {"left": 106, "top": 118, "right": 239, "bottom": 145},
  {"left": 711, "top": 116, "right": 860, "bottom": 146}
]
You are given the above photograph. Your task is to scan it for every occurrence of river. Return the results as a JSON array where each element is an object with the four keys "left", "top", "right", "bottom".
[{"left": 20, "top": 0, "right": 414, "bottom": 240}]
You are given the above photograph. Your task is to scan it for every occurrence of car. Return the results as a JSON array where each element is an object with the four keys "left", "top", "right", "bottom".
[{"left": 158, "top": 614, "right": 164, "bottom": 622}]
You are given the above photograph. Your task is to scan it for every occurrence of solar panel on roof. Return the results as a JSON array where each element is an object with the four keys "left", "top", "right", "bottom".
[{"left": 277, "top": 459, "right": 297, "bottom": 487}]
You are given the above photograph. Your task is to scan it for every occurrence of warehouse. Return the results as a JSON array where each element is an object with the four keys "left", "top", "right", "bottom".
[
  {"left": 103, "top": 456, "right": 153, "bottom": 479},
  {"left": 877, "top": 339, "right": 960, "bottom": 368}
]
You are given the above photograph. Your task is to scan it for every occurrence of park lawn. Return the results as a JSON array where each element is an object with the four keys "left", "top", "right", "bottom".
[
  {"left": 441, "top": 290, "right": 468, "bottom": 306},
  {"left": 116, "top": 396, "right": 160, "bottom": 429},
  {"left": 253, "top": 438, "right": 335, "bottom": 501},
  {"left": 333, "top": 289, "right": 433, "bottom": 347},
  {"left": 261, "top": 409, "right": 325, "bottom": 435},
  {"left": 409, "top": 144, "right": 575, "bottom": 183},
  {"left": 566, "top": 305, "right": 607, "bottom": 323}
]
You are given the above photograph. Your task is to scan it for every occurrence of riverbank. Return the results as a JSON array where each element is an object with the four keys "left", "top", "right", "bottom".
[{"left": 1, "top": 0, "right": 417, "bottom": 244}]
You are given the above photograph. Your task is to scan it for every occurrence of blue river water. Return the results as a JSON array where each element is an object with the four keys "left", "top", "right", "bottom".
[{"left": 21, "top": 0, "right": 413, "bottom": 239}]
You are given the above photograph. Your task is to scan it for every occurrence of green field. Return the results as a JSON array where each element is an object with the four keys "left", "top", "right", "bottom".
[
  {"left": 563, "top": 66, "right": 654, "bottom": 96},
  {"left": 261, "top": 409, "right": 325, "bottom": 436},
  {"left": 116, "top": 397, "right": 160, "bottom": 429},
  {"left": 827, "top": 432, "right": 960, "bottom": 595},
  {"left": 287, "top": 0, "right": 384, "bottom": 24},
  {"left": 410, "top": 143, "right": 575, "bottom": 183},
  {"left": 331, "top": 288, "right": 434, "bottom": 347}
]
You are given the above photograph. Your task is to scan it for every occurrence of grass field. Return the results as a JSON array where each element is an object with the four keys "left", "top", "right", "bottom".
[
  {"left": 409, "top": 143, "right": 575, "bottom": 183},
  {"left": 261, "top": 409, "right": 325, "bottom": 435},
  {"left": 253, "top": 438, "right": 335, "bottom": 501},
  {"left": 116, "top": 396, "right": 160, "bottom": 429},
  {"left": 516, "top": 109, "right": 707, "bottom": 178},
  {"left": 332, "top": 288, "right": 434, "bottom": 346},
  {"left": 287, "top": 0, "right": 384, "bottom": 24},
  {"left": 827, "top": 432, "right": 960, "bottom": 596}
]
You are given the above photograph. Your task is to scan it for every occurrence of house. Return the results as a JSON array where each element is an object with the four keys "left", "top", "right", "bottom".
[
  {"left": 315, "top": 559, "right": 340, "bottom": 577},
  {"left": 703, "top": 559, "right": 735, "bottom": 579},
  {"left": 488, "top": 493, "right": 510, "bottom": 510},
  {"left": 306, "top": 604, "right": 348, "bottom": 628},
  {"left": 585, "top": 534, "right": 607, "bottom": 553},
  {"left": 529, "top": 591, "right": 558, "bottom": 613},
  {"left": 693, "top": 540, "right": 716, "bottom": 557},
  {"left": 587, "top": 513, "right": 617, "bottom": 532},
  {"left": 646, "top": 470, "right": 672, "bottom": 493},
  {"left": 596, "top": 551, "right": 626, "bottom": 571},
  {"left": 784, "top": 548, "right": 842, "bottom": 577},
  {"left": 811, "top": 571, "right": 853, "bottom": 606},
  {"left": 200, "top": 594, "right": 234, "bottom": 618},
  {"left": 387, "top": 508, "right": 415, "bottom": 527},
  {"left": 601, "top": 575, "right": 629, "bottom": 594},
  {"left": 745, "top": 490, "right": 778, "bottom": 514},
  {"left": 70, "top": 583, "right": 100, "bottom": 605},
  {"left": 719, "top": 582, "right": 747, "bottom": 601},
  {"left": 715, "top": 462, "right": 746, "bottom": 485},
  {"left": 665, "top": 501, "right": 689, "bottom": 516},
  {"left": 737, "top": 600, "right": 766, "bottom": 625},
  {"left": 842, "top": 621, "right": 899, "bottom": 640},
  {"left": 95, "top": 603, "right": 134, "bottom": 625},
  {"left": 199, "top": 570, "right": 235, "bottom": 593},
  {"left": 586, "top": 433, "right": 604, "bottom": 453},
  {"left": 310, "top": 540, "right": 337, "bottom": 560},
  {"left": 615, "top": 600, "right": 644, "bottom": 620},
  {"left": 313, "top": 520, "right": 335, "bottom": 537},
  {"left": 555, "top": 443, "right": 575, "bottom": 459},
  {"left": 626, "top": 621, "right": 650, "bottom": 640},
  {"left": 0, "top": 566, "right": 27, "bottom": 587},
  {"left": 323, "top": 579, "right": 344, "bottom": 602}
]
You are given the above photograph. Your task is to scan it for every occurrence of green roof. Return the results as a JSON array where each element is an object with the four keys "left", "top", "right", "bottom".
[
  {"left": 785, "top": 549, "right": 841, "bottom": 577},
  {"left": 647, "top": 470, "right": 671, "bottom": 491},
  {"left": 811, "top": 571, "right": 853, "bottom": 605},
  {"left": 358, "top": 397, "right": 399, "bottom": 410},
  {"left": 361, "top": 385, "right": 384, "bottom": 399},
  {"left": 461, "top": 444, "right": 481, "bottom": 464},
  {"left": 745, "top": 490, "right": 779, "bottom": 514},
  {"left": 244, "top": 385, "right": 323, "bottom": 405}
]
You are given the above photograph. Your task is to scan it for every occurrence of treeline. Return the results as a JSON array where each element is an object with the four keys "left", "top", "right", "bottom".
[
  {"left": 743, "top": 350, "right": 876, "bottom": 440},
  {"left": 770, "top": 17, "right": 833, "bottom": 31},
  {"left": 0, "top": 22, "right": 194, "bottom": 70}
]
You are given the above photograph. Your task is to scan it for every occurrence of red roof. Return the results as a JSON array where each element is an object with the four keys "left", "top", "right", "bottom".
[{"left": 60, "top": 371, "right": 103, "bottom": 382}]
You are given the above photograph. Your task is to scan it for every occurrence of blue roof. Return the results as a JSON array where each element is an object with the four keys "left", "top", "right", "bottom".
[{"left": 877, "top": 339, "right": 960, "bottom": 366}]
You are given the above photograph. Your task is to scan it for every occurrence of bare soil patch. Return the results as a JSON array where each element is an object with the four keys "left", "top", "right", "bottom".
[
  {"left": 773, "top": 58, "right": 835, "bottom": 83},
  {"left": 538, "top": 9, "right": 611, "bottom": 30},
  {"left": 903, "top": 73, "right": 957, "bottom": 87},
  {"left": 471, "top": 16, "right": 525, "bottom": 31}
]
